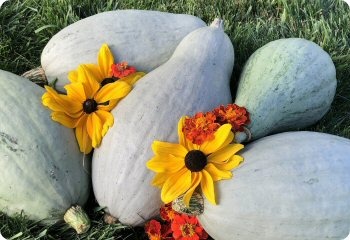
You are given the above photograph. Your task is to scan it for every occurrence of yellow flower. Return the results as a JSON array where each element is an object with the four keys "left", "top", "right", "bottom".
[
  {"left": 68, "top": 43, "right": 145, "bottom": 88},
  {"left": 147, "top": 117, "right": 244, "bottom": 206},
  {"left": 42, "top": 65, "right": 131, "bottom": 154}
]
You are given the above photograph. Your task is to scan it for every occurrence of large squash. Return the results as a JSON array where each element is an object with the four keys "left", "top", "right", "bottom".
[
  {"left": 41, "top": 10, "right": 206, "bottom": 91},
  {"left": 199, "top": 131, "right": 350, "bottom": 240},
  {"left": 234, "top": 38, "right": 336, "bottom": 142},
  {"left": 0, "top": 70, "right": 90, "bottom": 232},
  {"left": 92, "top": 19, "right": 234, "bottom": 226}
]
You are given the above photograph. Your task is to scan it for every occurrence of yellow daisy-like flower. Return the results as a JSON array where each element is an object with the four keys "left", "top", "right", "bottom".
[
  {"left": 147, "top": 117, "right": 244, "bottom": 206},
  {"left": 68, "top": 44, "right": 145, "bottom": 87},
  {"left": 42, "top": 65, "right": 131, "bottom": 154}
]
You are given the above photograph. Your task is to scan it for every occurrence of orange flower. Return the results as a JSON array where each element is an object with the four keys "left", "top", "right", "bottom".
[
  {"left": 160, "top": 203, "right": 178, "bottom": 222},
  {"left": 145, "top": 220, "right": 162, "bottom": 240},
  {"left": 111, "top": 61, "right": 137, "bottom": 78},
  {"left": 171, "top": 214, "right": 208, "bottom": 240},
  {"left": 213, "top": 104, "right": 250, "bottom": 132},
  {"left": 182, "top": 112, "right": 220, "bottom": 145}
]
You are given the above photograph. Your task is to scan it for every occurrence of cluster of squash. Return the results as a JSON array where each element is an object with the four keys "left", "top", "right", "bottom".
[{"left": 1, "top": 10, "right": 349, "bottom": 239}]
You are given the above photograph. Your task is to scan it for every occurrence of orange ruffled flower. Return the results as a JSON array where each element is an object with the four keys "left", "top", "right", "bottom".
[
  {"left": 171, "top": 214, "right": 208, "bottom": 240},
  {"left": 182, "top": 112, "right": 220, "bottom": 145},
  {"left": 213, "top": 104, "right": 250, "bottom": 132},
  {"left": 145, "top": 220, "right": 162, "bottom": 240},
  {"left": 160, "top": 203, "right": 178, "bottom": 222},
  {"left": 111, "top": 61, "right": 137, "bottom": 79}
]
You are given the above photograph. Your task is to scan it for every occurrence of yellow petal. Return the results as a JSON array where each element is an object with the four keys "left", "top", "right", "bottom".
[
  {"left": 201, "top": 169, "right": 216, "bottom": 205},
  {"left": 183, "top": 172, "right": 202, "bottom": 206},
  {"left": 204, "top": 163, "right": 232, "bottom": 181},
  {"left": 147, "top": 155, "right": 185, "bottom": 173},
  {"left": 200, "top": 124, "right": 232, "bottom": 155},
  {"left": 120, "top": 72, "right": 146, "bottom": 86},
  {"left": 86, "top": 113, "right": 103, "bottom": 148},
  {"left": 98, "top": 43, "right": 114, "bottom": 77},
  {"left": 77, "top": 65, "right": 100, "bottom": 98},
  {"left": 217, "top": 130, "right": 234, "bottom": 151},
  {"left": 178, "top": 117, "right": 186, "bottom": 147},
  {"left": 68, "top": 70, "right": 79, "bottom": 83},
  {"left": 152, "top": 172, "right": 169, "bottom": 187},
  {"left": 51, "top": 111, "right": 82, "bottom": 128},
  {"left": 208, "top": 143, "right": 244, "bottom": 164},
  {"left": 84, "top": 63, "right": 104, "bottom": 82},
  {"left": 75, "top": 123, "right": 92, "bottom": 154},
  {"left": 64, "top": 82, "right": 86, "bottom": 103},
  {"left": 95, "top": 110, "right": 114, "bottom": 137},
  {"left": 161, "top": 168, "right": 191, "bottom": 203},
  {"left": 152, "top": 141, "right": 188, "bottom": 158},
  {"left": 42, "top": 86, "right": 82, "bottom": 118},
  {"left": 95, "top": 81, "right": 131, "bottom": 103},
  {"left": 216, "top": 155, "right": 244, "bottom": 171},
  {"left": 97, "top": 99, "right": 120, "bottom": 112}
]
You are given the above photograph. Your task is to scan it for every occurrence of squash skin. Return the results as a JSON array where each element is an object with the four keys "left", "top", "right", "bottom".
[
  {"left": 0, "top": 70, "right": 90, "bottom": 223},
  {"left": 41, "top": 10, "right": 206, "bottom": 91},
  {"left": 235, "top": 38, "right": 337, "bottom": 140},
  {"left": 92, "top": 21, "right": 234, "bottom": 226},
  {"left": 199, "top": 131, "right": 350, "bottom": 240}
]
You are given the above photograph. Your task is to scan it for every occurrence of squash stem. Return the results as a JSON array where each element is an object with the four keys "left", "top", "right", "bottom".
[
  {"left": 210, "top": 18, "right": 224, "bottom": 29},
  {"left": 63, "top": 205, "right": 91, "bottom": 234}
]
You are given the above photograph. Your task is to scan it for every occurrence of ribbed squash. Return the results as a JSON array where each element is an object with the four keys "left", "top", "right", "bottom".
[
  {"left": 92, "top": 19, "right": 234, "bottom": 226},
  {"left": 0, "top": 70, "right": 90, "bottom": 228},
  {"left": 41, "top": 10, "right": 206, "bottom": 91},
  {"left": 199, "top": 131, "right": 350, "bottom": 240},
  {"left": 234, "top": 38, "right": 336, "bottom": 142}
]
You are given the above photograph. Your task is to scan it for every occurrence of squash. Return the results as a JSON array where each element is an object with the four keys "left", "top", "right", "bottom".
[
  {"left": 0, "top": 70, "right": 90, "bottom": 233},
  {"left": 92, "top": 19, "right": 234, "bottom": 226},
  {"left": 234, "top": 38, "right": 336, "bottom": 142},
  {"left": 41, "top": 10, "right": 206, "bottom": 91},
  {"left": 198, "top": 131, "right": 350, "bottom": 240}
]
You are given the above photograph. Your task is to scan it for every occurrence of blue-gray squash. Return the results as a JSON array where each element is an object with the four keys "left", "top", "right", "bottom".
[
  {"left": 234, "top": 38, "right": 337, "bottom": 142},
  {"left": 199, "top": 131, "right": 350, "bottom": 240}
]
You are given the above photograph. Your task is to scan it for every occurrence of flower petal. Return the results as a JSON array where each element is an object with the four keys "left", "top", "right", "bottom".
[
  {"left": 201, "top": 169, "right": 216, "bottom": 205},
  {"left": 178, "top": 117, "right": 186, "bottom": 147},
  {"left": 161, "top": 168, "right": 191, "bottom": 203},
  {"left": 68, "top": 70, "right": 79, "bottom": 83},
  {"left": 120, "top": 72, "right": 146, "bottom": 86},
  {"left": 96, "top": 99, "right": 119, "bottom": 112},
  {"left": 200, "top": 124, "right": 232, "bottom": 155},
  {"left": 95, "top": 80, "right": 131, "bottom": 103},
  {"left": 75, "top": 123, "right": 92, "bottom": 154},
  {"left": 183, "top": 172, "right": 202, "bottom": 206},
  {"left": 205, "top": 163, "right": 232, "bottom": 181},
  {"left": 86, "top": 113, "right": 103, "bottom": 148},
  {"left": 64, "top": 82, "right": 86, "bottom": 103},
  {"left": 98, "top": 43, "right": 114, "bottom": 77},
  {"left": 84, "top": 63, "right": 104, "bottom": 82},
  {"left": 216, "top": 155, "right": 244, "bottom": 171},
  {"left": 77, "top": 65, "right": 100, "bottom": 98},
  {"left": 51, "top": 111, "right": 82, "bottom": 128},
  {"left": 147, "top": 155, "right": 185, "bottom": 173},
  {"left": 94, "top": 110, "right": 114, "bottom": 137},
  {"left": 151, "top": 172, "right": 169, "bottom": 187},
  {"left": 152, "top": 141, "right": 188, "bottom": 158},
  {"left": 208, "top": 143, "right": 244, "bottom": 164},
  {"left": 42, "top": 86, "right": 82, "bottom": 117}
]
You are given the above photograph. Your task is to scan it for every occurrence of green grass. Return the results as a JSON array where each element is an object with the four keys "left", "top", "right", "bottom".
[{"left": 0, "top": 0, "right": 349, "bottom": 239}]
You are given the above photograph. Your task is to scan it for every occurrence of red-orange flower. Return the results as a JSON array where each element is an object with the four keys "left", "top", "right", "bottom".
[
  {"left": 182, "top": 112, "right": 220, "bottom": 145},
  {"left": 111, "top": 61, "right": 137, "bottom": 78},
  {"left": 160, "top": 203, "right": 178, "bottom": 222},
  {"left": 145, "top": 220, "right": 162, "bottom": 240},
  {"left": 213, "top": 104, "right": 250, "bottom": 132},
  {"left": 171, "top": 214, "right": 208, "bottom": 240}
]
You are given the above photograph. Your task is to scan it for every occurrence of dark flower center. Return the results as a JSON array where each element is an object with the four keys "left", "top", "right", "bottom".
[
  {"left": 185, "top": 150, "right": 207, "bottom": 172},
  {"left": 83, "top": 99, "right": 97, "bottom": 114},
  {"left": 100, "top": 77, "right": 119, "bottom": 87}
]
